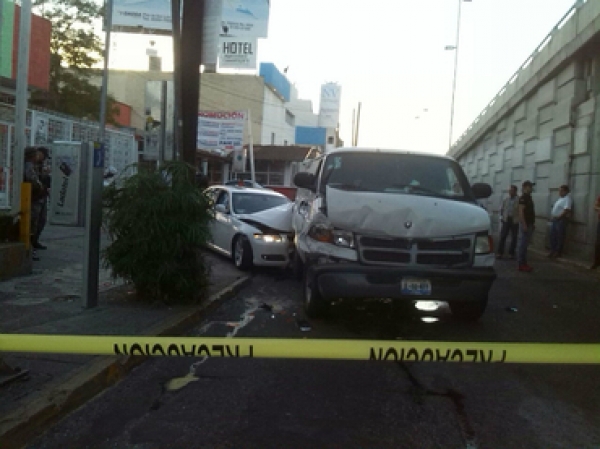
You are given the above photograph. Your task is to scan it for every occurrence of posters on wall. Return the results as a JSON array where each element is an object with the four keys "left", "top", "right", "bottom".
[
  {"left": 49, "top": 142, "right": 81, "bottom": 226},
  {"left": 197, "top": 111, "right": 246, "bottom": 151},
  {"left": 33, "top": 113, "right": 49, "bottom": 145}
]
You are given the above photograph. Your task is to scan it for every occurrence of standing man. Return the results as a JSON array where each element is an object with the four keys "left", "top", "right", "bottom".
[
  {"left": 591, "top": 194, "right": 600, "bottom": 270},
  {"left": 518, "top": 180, "right": 536, "bottom": 272},
  {"left": 548, "top": 185, "right": 572, "bottom": 258},
  {"left": 496, "top": 184, "right": 519, "bottom": 259},
  {"left": 23, "top": 147, "right": 50, "bottom": 261}
]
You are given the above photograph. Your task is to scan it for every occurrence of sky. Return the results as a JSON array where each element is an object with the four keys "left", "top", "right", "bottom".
[{"left": 105, "top": 0, "right": 578, "bottom": 155}]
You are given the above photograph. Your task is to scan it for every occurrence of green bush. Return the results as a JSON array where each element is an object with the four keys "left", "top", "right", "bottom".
[{"left": 102, "top": 161, "right": 213, "bottom": 303}]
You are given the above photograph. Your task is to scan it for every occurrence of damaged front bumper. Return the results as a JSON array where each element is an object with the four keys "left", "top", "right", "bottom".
[{"left": 306, "top": 259, "right": 496, "bottom": 303}]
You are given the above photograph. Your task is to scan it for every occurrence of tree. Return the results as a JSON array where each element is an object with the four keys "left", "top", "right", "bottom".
[{"left": 30, "top": 0, "right": 118, "bottom": 123}]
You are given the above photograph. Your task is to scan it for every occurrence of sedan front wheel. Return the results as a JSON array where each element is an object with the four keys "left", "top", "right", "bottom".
[{"left": 233, "top": 235, "right": 253, "bottom": 271}]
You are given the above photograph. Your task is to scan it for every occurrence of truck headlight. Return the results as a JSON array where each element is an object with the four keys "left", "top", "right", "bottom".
[
  {"left": 475, "top": 234, "right": 493, "bottom": 254},
  {"left": 308, "top": 224, "right": 354, "bottom": 248},
  {"left": 332, "top": 230, "right": 355, "bottom": 248}
]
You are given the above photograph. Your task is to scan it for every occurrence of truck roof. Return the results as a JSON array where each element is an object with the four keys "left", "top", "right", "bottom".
[{"left": 326, "top": 147, "right": 456, "bottom": 161}]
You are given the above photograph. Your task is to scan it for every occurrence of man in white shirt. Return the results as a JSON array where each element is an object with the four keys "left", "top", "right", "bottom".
[
  {"left": 548, "top": 185, "right": 573, "bottom": 258},
  {"left": 496, "top": 185, "right": 519, "bottom": 259}
]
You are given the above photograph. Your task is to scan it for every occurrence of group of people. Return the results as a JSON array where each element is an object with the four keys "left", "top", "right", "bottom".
[
  {"left": 496, "top": 180, "right": 600, "bottom": 271},
  {"left": 23, "top": 146, "right": 51, "bottom": 262}
]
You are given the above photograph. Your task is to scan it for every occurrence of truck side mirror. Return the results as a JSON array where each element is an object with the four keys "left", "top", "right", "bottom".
[
  {"left": 294, "top": 172, "right": 316, "bottom": 192},
  {"left": 471, "top": 183, "right": 492, "bottom": 199}
]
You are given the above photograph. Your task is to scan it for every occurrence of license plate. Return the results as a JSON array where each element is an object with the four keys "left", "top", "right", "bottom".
[{"left": 401, "top": 278, "right": 432, "bottom": 296}]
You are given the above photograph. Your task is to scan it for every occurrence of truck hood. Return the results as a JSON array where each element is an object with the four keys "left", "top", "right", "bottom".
[
  {"left": 237, "top": 202, "right": 294, "bottom": 233},
  {"left": 326, "top": 187, "right": 490, "bottom": 237}
]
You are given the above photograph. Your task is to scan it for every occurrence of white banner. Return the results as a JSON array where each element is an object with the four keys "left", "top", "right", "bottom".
[
  {"left": 221, "top": 0, "right": 270, "bottom": 38},
  {"left": 49, "top": 142, "right": 81, "bottom": 226},
  {"left": 197, "top": 111, "right": 246, "bottom": 151},
  {"left": 219, "top": 37, "right": 257, "bottom": 69},
  {"left": 318, "top": 83, "right": 342, "bottom": 129},
  {"left": 112, "top": 0, "right": 172, "bottom": 31}
]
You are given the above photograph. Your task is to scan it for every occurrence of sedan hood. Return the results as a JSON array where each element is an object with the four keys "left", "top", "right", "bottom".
[
  {"left": 326, "top": 187, "right": 490, "bottom": 237},
  {"left": 237, "top": 202, "right": 294, "bottom": 233}
]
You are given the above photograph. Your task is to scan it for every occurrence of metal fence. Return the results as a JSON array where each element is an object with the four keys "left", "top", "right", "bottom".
[{"left": 0, "top": 102, "right": 137, "bottom": 210}]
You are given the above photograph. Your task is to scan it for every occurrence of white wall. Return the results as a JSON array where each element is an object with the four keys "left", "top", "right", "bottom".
[
  {"left": 261, "top": 86, "right": 295, "bottom": 145},
  {"left": 287, "top": 85, "right": 319, "bottom": 127}
]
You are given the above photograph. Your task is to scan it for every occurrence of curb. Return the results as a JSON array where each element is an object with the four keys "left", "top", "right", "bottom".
[
  {"left": 0, "top": 275, "right": 252, "bottom": 449},
  {"left": 529, "top": 247, "right": 600, "bottom": 276}
]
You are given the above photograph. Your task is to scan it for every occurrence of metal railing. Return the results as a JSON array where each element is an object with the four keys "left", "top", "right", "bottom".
[{"left": 450, "top": 0, "right": 587, "bottom": 153}]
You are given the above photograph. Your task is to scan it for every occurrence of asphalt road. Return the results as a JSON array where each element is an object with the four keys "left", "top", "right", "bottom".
[{"left": 28, "top": 254, "right": 600, "bottom": 448}]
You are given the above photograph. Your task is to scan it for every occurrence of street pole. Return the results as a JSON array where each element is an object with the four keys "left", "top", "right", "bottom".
[
  {"left": 180, "top": 0, "right": 205, "bottom": 170},
  {"left": 11, "top": 0, "right": 32, "bottom": 216},
  {"left": 171, "top": 0, "right": 182, "bottom": 161},
  {"left": 82, "top": 0, "right": 112, "bottom": 309},
  {"left": 448, "top": 0, "right": 468, "bottom": 151},
  {"left": 247, "top": 109, "right": 255, "bottom": 183},
  {"left": 354, "top": 102, "right": 362, "bottom": 147},
  {"left": 159, "top": 80, "right": 167, "bottom": 165}
]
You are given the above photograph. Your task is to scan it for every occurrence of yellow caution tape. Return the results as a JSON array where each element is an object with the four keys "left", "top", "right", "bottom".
[{"left": 1, "top": 334, "right": 600, "bottom": 364}]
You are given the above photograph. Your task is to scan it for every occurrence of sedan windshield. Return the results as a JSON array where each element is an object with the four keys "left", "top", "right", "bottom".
[
  {"left": 320, "top": 152, "right": 474, "bottom": 200},
  {"left": 232, "top": 193, "right": 289, "bottom": 215}
]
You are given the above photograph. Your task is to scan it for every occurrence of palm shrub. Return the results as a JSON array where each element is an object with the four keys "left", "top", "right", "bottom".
[{"left": 102, "top": 161, "right": 213, "bottom": 303}]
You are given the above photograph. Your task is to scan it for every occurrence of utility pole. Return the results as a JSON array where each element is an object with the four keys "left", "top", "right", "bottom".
[
  {"left": 448, "top": 0, "right": 472, "bottom": 150},
  {"left": 171, "top": 0, "right": 182, "bottom": 161},
  {"left": 11, "top": 0, "right": 32, "bottom": 216},
  {"left": 354, "top": 102, "right": 362, "bottom": 147},
  {"left": 82, "top": 0, "right": 112, "bottom": 308},
  {"left": 180, "top": 0, "right": 205, "bottom": 170}
]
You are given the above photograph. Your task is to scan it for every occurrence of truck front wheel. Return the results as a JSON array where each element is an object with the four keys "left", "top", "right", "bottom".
[
  {"left": 303, "top": 266, "right": 330, "bottom": 319},
  {"left": 449, "top": 297, "right": 488, "bottom": 321}
]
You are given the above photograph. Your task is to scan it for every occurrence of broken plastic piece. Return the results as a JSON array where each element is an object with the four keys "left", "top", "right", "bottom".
[
  {"left": 296, "top": 319, "right": 312, "bottom": 332},
  {"left": 260, "top": 303, "right": 273, "bottom": 312}
]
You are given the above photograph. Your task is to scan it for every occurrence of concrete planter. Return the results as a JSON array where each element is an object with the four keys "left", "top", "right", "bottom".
[{"left": 0, "top": 242, "right": 32, "bottom": 281}]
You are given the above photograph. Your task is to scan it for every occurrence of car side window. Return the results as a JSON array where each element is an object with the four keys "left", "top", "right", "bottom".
[{"left": 216, "top": 190, "right": 230, "bottom": 210}]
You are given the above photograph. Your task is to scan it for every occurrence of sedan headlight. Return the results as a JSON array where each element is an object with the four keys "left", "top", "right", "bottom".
[
  {"left": 253, "top": 233, "right": 285, "bottom": 243},
  {"left": 308, "top": 223, "right": 355, "bottom": 248},
  {"left": 475, "top": 234, "right": 493, "bottom": 254}
]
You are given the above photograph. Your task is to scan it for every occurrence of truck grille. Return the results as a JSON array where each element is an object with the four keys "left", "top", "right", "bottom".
[{"left": 358, "top": 235, "right": 472, "bottom": 267}]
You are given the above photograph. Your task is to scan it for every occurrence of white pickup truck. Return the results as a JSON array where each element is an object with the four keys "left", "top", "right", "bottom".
[{"left": 292, "top": 148, "right": 496, "bottom": 321}]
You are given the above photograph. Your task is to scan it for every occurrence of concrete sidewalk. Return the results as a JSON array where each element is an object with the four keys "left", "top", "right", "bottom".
[{"left": 0, "top": 225, "right": 251, "bottom": 448}]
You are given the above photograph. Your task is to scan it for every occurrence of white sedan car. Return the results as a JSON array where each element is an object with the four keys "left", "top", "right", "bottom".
[{"left": 205, "top": 185, "right": 295, "bottom": 270}]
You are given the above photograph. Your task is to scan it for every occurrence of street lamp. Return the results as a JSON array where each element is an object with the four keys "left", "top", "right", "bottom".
[{"left": 446, "top": 0, "right": 472, "bottom": 151}]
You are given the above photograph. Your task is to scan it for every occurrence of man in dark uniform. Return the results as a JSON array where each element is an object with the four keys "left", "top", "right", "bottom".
[
  {"left": 517, "top": 180, "right": 536, "bottom": 272},
  {"left": 23, "top": 147, "right": 50, "bottom": 261}
]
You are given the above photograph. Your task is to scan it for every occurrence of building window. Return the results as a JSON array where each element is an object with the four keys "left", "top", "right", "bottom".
[
  {"left": 285, "top": 110, "right": 295, "bottom": 126},
  {"left": 271, "top": 132, "right": 276, "bottom": 145},
  {"left": 149, "top": 56, "right": 162, "bottom": 71},
  {"left": 328, "top": 136, "right": 335, "bottom": 144},
  {"left": 253, "top": 160, "right": 286, "bottom": 186},
  {"left": 283, "top": 140, "right": 288, "bottom": 146}
]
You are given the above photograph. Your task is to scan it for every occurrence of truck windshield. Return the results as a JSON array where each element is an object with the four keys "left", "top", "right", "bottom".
[{"left": 320, "top": 152, "right": 474, "bottom": 200}]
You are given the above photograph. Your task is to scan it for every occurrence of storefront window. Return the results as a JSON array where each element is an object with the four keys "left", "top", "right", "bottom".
[{"left": 252, "top": 160, "right": 286, "bottom": 186}]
